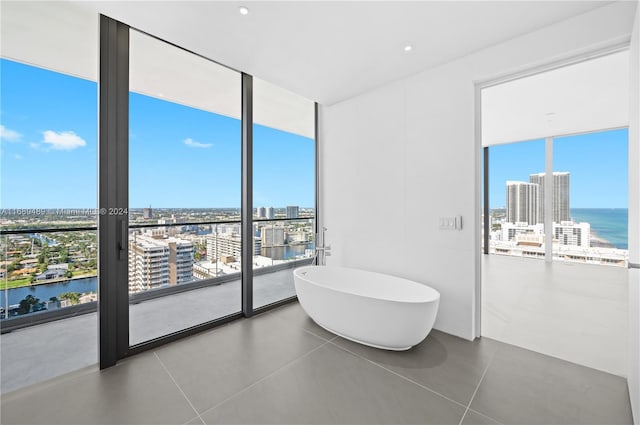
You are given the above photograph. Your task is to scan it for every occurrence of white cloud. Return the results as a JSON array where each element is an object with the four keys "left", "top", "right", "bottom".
[
  {"left": 42, "top": 130, "right": 86, "bottom": 150},
  {"left": 0, "top": 125, "right": 22, "bottom": 141},
  {"left": 183, "top": 138, "right": 212, "bottom": 149},
  {"left": 14, "top": 154, "right": 23, "bottom": 160}
]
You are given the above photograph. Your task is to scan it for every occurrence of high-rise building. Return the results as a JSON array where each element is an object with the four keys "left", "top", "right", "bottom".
[
  {"left": 265, "top": 207, "right": 275, "bottom": 219},
  {"left": 128, "top": 233, "right": 193, "bottom": 293},
  {"left": 206, "top": 233, "right": 261, "bottom": 261},
  {"left": 553, "top": 221, "right": 590, "bottom": 247},
  {"left": 257, "top": 207, "right": 266, "bottom": 218},
  {"left": 261, "top": 226, "right": 285, "bottom": 247},
  {"left": 506, "top": 181, "right": 539, "bottom": 224},
  {"left": 529, "top": 172, "right": 570, "bottom": 223},
  {"left": 286, "top": 206, "right": 299, "bottom": 219},
  {"left": 142, "top": 206, "right": 153, "bottom": 219}
]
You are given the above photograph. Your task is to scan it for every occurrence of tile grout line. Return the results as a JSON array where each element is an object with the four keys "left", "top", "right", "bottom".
[
  {"left": 153, "top": 351, "right": 205, "bottom": 425},
  {"left": 196, "top": 337, "right": 336, "bottom": 420},
  {"left": 458, "top": 344, "right": 502, "bottom": 425},
  {"left": 300, "top": 326, "right": 335, "bottom": 342},
  {"left": 262, "top": 303, "right": 334, "bottom": 343},
  {"left": 326, "top": 339, "right": 468, "bottom": 410}
]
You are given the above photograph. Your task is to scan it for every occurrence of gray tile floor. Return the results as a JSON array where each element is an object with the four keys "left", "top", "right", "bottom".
[
  {"left": 1, "top": 301, "right": 632, "bottom": 425},
  {"left": 1, "top": 268, "right": 297, "bottom": 394}
]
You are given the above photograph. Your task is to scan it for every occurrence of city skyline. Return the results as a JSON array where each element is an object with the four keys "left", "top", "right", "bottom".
[
  {"left": 0, "top": 58, "right": 315, "bottom": 209},
  {"left": 488, "top": 128, "right": 628, "bottom": 209}
]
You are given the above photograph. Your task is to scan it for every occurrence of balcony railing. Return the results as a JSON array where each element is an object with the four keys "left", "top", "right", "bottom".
[{"left": 1, "top": 215, "right": 315, "bottom": 333}]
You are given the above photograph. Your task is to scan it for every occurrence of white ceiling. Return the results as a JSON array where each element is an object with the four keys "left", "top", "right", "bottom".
[
  {"left": 73, "top": 0, "right": 622, "bottom": 106},
  {"left": 1, "top": 0, "right": 634, "bottom": 137},
  {"left": 482, "top": 50, "right": 630, "bottom": 145}
]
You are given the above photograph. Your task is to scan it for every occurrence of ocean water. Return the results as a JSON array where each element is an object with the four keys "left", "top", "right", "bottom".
[{"left": 569, "top": 208, "right": 628, "bottom": 249}]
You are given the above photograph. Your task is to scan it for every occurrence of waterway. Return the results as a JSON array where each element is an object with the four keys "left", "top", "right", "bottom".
[
  {"left": 2, "top": 276, "right": 98, "bottom": 309},
  {"left": 1, "top": 244, "right": 313, "bottom": 310},
  {"left": 261, "top": 243, "right": 314, "bottom": 260}
]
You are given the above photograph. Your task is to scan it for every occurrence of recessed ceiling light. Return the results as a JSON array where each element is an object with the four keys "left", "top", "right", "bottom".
[
  {"left": 239, "top": 6, "right": 249, "bottom": 15},
  {"left": 404, "top": 45, "right": 413, "bottom": 52}
]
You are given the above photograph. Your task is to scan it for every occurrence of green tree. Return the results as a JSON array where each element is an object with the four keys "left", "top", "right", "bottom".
[
  {"left": 59, "top": 292, "right": 80, "bottom": 305},
  {"left": 18, "top": 295, "right": 40, "bottom": 315},
  {"left": 59, "top": 247, "right": 69, "bottom": 263}
]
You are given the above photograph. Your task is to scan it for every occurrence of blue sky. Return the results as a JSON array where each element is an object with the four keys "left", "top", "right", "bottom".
[
  {"left": 1, "top": 58, "right": 315, "bottom": 208},
  {"left": 1, "top": 58, "right": 628, "bottom": 210},
  {"left": 488, "top": 128, "right": 628, "bottom": 209}
]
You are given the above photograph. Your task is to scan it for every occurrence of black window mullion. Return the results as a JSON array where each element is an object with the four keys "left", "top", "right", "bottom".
[
  {"left": 98, "top": 15, "right": 130, "bottom": 368},
  {"left": 241, "top": 73, "right": 254, "bottom": 317}
]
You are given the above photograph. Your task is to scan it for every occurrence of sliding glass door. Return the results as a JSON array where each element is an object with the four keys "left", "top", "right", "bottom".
[
  {"left": 97, "top": 16, "right": 317, "bottom": 362},
  {"left": 127, "top": 30, "right": 242, "bottom": 345}
]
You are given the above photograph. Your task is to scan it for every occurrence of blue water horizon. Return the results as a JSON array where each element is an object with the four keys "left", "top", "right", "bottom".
[{"left": 570, "top": 208, "right": 628, "bottom": 249}]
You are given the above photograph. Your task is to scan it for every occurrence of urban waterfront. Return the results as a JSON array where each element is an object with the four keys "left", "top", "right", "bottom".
[
  {"left": 569, "top": 208, "right": 628, "bottom": 249},
  {"left": 2, "top": 276, "right": 97, "bottom": 307}
]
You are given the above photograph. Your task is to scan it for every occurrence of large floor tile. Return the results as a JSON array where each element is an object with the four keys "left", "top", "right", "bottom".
[
  {"left": 470, "top": 344, "right": 633, "bottom": 424},
  {"left": 1, "top": 352, "right": 196, "bottom": 425},
  {"left": 461, "top": 409, "right": 502, "bottom": 425},
  {"left": 267, "top": 301, "right": 335, "bottom": 341},
  {"left": 332, "top": 329, "right": 503, "bottom": 405},
  {"left": 201, "top": 343, "right": 466, "bottom": 424},
  {"left": 154, "top": 311, "right": 326, "bottom": 413}
]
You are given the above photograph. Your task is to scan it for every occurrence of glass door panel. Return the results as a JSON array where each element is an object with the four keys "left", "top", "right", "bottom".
[
  {"left": 252, "top": 78, "right": 315, "bottom": 308},
  {"left": 128, "top": 30, "right": 241, "bottom": 345}
]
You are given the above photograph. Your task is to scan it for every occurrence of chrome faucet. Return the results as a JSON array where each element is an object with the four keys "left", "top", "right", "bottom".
[{"left": 314, "top": 227, "right": 331, "bottom": 266}]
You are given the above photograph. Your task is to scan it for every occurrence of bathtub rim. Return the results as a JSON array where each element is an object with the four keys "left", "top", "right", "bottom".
[{"left": 293, "top": 265, "right": 440, "bottom": 305}]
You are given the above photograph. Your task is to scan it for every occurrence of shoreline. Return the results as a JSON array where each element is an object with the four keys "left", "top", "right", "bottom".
[
  {"left": 590, "top": 230, "right": 615, "bottom": 249},
  {"left": 2, "top": 274, "right": 97, "bottom": 291}
]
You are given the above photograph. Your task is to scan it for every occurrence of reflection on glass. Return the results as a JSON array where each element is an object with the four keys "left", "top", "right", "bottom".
[{"left": 488, "top": 140, "right": 546, "bottom": 259}]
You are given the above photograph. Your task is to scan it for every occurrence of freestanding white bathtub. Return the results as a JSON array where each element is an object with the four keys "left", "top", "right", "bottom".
[{"left": 293, "top": 265, "right": 440, "bottom": 350}]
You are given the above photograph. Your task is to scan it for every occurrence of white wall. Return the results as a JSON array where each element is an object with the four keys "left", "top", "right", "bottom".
[
  {"left": 321, "top": 1, "right": 636, "bottom": 340},
  {"left": 628, "top": 3, "right": 640, "bottom": 423}
]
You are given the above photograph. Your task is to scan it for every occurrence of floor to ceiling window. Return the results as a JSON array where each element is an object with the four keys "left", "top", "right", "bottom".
[
  {"left": 480, "top": 49, "right": 630, "bottom": 376},
  {"left": 1, "top": 5, "right": 317, "bottom": 389},
  {"left": 487, "top": 139, "right": 547, "bottom": 259},
  {"left": 0, "top": 2, "right": 99, "bottom": 392},
  {"left": 552, "top": 129, "right": 628, "bottom": 265},
  {"left": 252, "top": 78, "right": 316, "bottom": 308},
  {"left": 97, "top": 17, "right": 318, "bottom": 361},
  {"left": 128, "top": 29, "right": 243, "bottom": 345}
]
